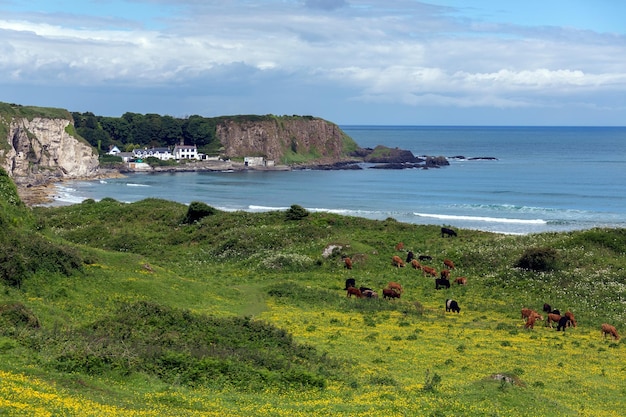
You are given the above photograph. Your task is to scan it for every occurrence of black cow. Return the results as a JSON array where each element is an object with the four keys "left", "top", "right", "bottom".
[
  {"left": 418, "top": 255, "right": 432, "bottom": 261},
  {"left": 435, "top": 278, "right": 450, "bottom": 290},
  {"left": 446, "top": 299, "right": 461, "bottom": 313},
  {"left": 542, "top": 303, "right": 552, "bottom": 313},
  {"left": 359, "top": 286, "right": 373, "bottom": 293},
  {"left": 344, "top": 278, "right": 356, "bottom": 290},
  {"left": 557, "top": 316, "right": 570, "bottom": 331},
  {"left": 441, "top": 227, "right": 457, "bottom": 238},
  {"left": 406, "top": 251, "right": 414, "bottom": 263}
]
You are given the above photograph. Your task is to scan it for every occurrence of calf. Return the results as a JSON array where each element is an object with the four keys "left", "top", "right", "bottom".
[
  {"left": 601, "top": 323, "right": 620, "bottom": 340},
  {"left": 542, "top": 303, "right": 552, "bottom": 313},
  {"left": 435, "top": 278, "right": 450, "bottom": 290},
  {"left": 383, "top": 288, "right": 401, "bottom": 299},
  {"left": 346, "top": 287, "right": 363, "bottom": 298},
  {"left": 525, "top": 312, "right": 543, "bottom": 329},
  {"left": 422, "top": 266, "right": 437, "bottom": 277},
  {"left": 395, "top": 242, "right": 405, "bottom": 251},
  {"left": 440, "top": 269, "right": 450, "bottom": 279},
  {"left": 344, "top": 278, "right": 356, "bottom": 290},
  {"left": 565, "top": 311, "right": 577, "bottom": 327},
  {"left": 441, "top": 227, "right": 457, "bottom": 238},
  {"left": 556, "top": 316, "right": 571, "bottom": 331},
  {"left": 386, "top": 281, "right": 403, "bottom": 294},
  {"left": 362, "top": 289, "right": 378, "bottom": 299},
  {"left": 454, "top": 277, "right": 467, "bottom": 285},
  {"left": 343, "top": 256, "right": 353, "bottom": 269},
  {"left": 445, "top": 299, "right": 460, "bottom": 313},
  {"left": 392, "top": 255, "right": 405, "bottom": 268},
  {"left": 443, "top": 259, "right": 455, "bottom": 269},
  {"left": 410, "top": 259, "right": 422, "bottom": 270},
  {"left": 406, "top": 251, "right": 414, "bottom": 263},
  {"left": 546, "top": 313, "right": 562, "bottom": 328}
]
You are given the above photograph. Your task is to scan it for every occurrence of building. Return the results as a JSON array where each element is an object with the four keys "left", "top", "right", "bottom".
[
  {"left": 173, "top": 145, "right": 199, "bottom": 160},
  {"left": 133, "top": 147, "right": 175, "bottom": 161}
]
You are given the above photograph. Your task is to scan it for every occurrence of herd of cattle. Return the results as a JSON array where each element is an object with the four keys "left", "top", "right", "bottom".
[{"left": 341, "top": 227, "right": 621, "bottom": 341}]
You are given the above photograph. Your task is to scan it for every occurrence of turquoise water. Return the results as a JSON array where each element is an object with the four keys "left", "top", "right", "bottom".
[{"left": 52, "top": 126, "right": 626, "bottom": 234}]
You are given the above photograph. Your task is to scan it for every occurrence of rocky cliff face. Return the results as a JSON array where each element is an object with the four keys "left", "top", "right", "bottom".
[
  {"left": 1, "top": 117, "right": 99, "bottom": 187},
  {"left": 216, "top": 117, "right": 355, "bottom": 163}
]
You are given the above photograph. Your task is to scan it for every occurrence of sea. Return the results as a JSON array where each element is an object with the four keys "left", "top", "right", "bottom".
[{"left": 50, "top": 126, "right": 626, "bottom": 235}]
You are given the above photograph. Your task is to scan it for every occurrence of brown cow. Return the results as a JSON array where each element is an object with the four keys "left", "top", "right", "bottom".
[
  {"left": 346, "top": 287, "right": 363, "bottom": 298},
  {"left": 440, "top": 269, "right": 450, "bottom": 279},
  {"left": 453, "top": 277, "right": 467, "bottom": 285},
  {"left": 343, "top": 257, "right": 353, "bottom": 270},
  {"left": 565, "top": 311, "right": 577, "bottom": 327},
  {"left": 395, "top": 242, "right": 405, "bottom": 251},
  {"left": 443, "top": 259, "right": 455, "bottom": 269},
  {"left": 386, "top": 281, "right": 403, "bottom": 294},
  {"left": 546, "top": 313, "right": 562, "bottom": 328},
  {"left": 410, "top": 259, "right": 422, "bottom": 270},
  {"left": 525, "top": 312, "right": 543, "bottom": 329},
  {"left": 392, "top": 255, "right": 405, "bottom": 268},
  {"left": 601, "top": 323, "right": 620, "bottom": 340},
  {"left": 422, "top": 266, "right": 437, "bottom": 277},
  {"left": 382, "top": 288, "right": 401, "bottom": 299},
  {"left": 521, "top": 308, "right": 536, "bottom": 320}
]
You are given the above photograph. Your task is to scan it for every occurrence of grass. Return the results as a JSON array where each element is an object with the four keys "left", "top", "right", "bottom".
[{"left": 1, "top": 170, "right": 625, "bottom": 416}]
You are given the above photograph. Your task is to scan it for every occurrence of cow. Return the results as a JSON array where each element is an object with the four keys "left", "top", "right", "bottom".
[
  {"left": 362, "top": 289, "right": 378, "bottom": 299},
  {"left": 346, "top": 287, "right": 363, "bottom": 298},
  {"left": 441, "top": 227, "right": 457, "bottom": 238},
  {"left": 542, "top": 303, "right": 552, "bottom": 313},
  {"left": 395, "top": 242, "right": 405, "bottom": 251},
  {"left": 454, "top": 277, "right": 467, "bottom": 285},
  {"left": 386, "top": 281, "right": 403, "bottom": 294},
  {"left": 383, "top": 288, "right": 401, "bottom": 299},
  {"left": 443, "top": 259, "right": 455, "bottom": 269},
  {"left": 601, "top": 323, "right": 620, "bottom": 340},
  {"left": 406, "top": 251, "right": 414, "bottom": 263},
  {"left": 546, "top": 313, "right": 562, "bottom": 328},
  {"left": 521, "top": 308, "right": 536, "bottom": 320},
  {"left": 565, "top": 311, "right": 577, "bottom": 327},
  {"left": 525, "top": 312, "right": 543, "bottom": 329},
  {"left": 344, "top": 278, "right": 356, "bottom": 290},
  {"left": 440, "top": 269, "right": 450, "bottom": 279},
  {"left": 435, "top": 278, "right": 450, "bottom": 290},
  {"left": 446, "top": 299, "right": 460, "bottom": 313},
  {"left": 392, "top": 255, "right": 405, "bottom": 268},
  {"left": 418, "top": 255, "right": 432, "bottom": 261},
  {"left": 359, "top": 286, "right": 373, "bottom": 293},
  {"left": 410, "top": 259, "right": 422, "bottom": 270},
  {"left": 343, "top": 256, "right": 353, "bottom": 269},
  {"left": 557, "top": 316, "right": 571, "bottom": 331},
  {"left": 422, "top": 266, "right": 437, "bottom": 277}
]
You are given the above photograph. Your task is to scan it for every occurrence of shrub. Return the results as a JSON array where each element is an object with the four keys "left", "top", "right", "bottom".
[
  {"left": 183, "top": 201, "right": 217, "bottom": 224},
  {"left": 515, "top": 247, "right": 559, "bottom": 272},
  {"left": 285, "top": 204, "right": 309, "bottom": 221}
]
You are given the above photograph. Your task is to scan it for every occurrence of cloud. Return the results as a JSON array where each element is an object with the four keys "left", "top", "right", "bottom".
[{"left": 304, "top": 0, "right": 349, "bottom": 11}]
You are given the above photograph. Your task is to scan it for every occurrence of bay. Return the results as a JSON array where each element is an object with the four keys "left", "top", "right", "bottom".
[{"left": 51, "top": 126, "right": 626, "bottom": 235}]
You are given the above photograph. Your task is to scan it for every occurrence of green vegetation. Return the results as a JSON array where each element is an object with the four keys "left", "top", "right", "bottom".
[{"left": 1, "top": 167, "right": 625, "bottom": 416}]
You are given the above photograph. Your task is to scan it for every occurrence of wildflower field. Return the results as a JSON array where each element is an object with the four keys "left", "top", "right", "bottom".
[{"left": 1, "top": 186, "right": 625, "bottom": 416}]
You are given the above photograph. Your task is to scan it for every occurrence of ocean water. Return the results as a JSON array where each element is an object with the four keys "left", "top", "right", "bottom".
[{"left": 51, "top": 126, "right": 626, "bottom": 235}]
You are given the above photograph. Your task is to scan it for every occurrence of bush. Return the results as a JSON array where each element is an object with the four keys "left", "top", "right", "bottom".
[
  {"left": 183, "top": 201, "right": 217, "bottom": 224},
  {"left": 285, "top": 204, "right": 309, "bottom": 221},
  {"left": 515, "top": 247, "right": 559, "bottom": 272}
]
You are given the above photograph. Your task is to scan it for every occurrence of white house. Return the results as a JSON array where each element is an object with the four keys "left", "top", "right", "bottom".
[
  {"left": 133, "top": 147, "right": 175, "bottom": 161},
  {"left": 244, "top": 156, "right": 265, "bottom": 167},
  {"left": 173, "top": 144, "right": 199, "bottom": 160},
  {"left": 107, "top": 145, "right": 121, "bottom": 155}
]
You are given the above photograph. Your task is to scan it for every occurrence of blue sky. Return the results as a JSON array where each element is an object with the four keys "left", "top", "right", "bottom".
[{"left": 1, "top": 0, "right": 625, "bottom": 125}]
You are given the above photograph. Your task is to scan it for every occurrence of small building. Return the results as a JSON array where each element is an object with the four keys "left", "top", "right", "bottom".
[
  {"left": 173, "top": 145, "right": 199, "bottom": 160},
  {"left": 133, "top": 147, "right": 174, "bottom": 161},
  {"left": 107, "top": 145, "right": 121, "bottom": 155},
  {"left": 244, "top": 156, "right": 265, "bottom": 167}
]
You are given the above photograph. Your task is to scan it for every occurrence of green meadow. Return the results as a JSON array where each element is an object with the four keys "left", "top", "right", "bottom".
[{"left": 1, "top": 168, "right": 625, "bottom": 416}]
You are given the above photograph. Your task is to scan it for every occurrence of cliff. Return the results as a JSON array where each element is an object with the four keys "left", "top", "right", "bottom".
[
  {"left": 215, "top": 116, "right": 359, "bottom": 164},
  {"left": 0, "top": 104, "right": 99, "bottom": 187}
]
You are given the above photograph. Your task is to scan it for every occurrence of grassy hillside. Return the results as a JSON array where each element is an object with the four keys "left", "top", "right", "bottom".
[{"left": 1, "top": 172, "right": 625, "bottom": 415}]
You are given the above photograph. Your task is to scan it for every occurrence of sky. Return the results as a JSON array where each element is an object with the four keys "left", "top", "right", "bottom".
[{"left": 1, "top": 0, "right": 625, "bottom": 125}]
